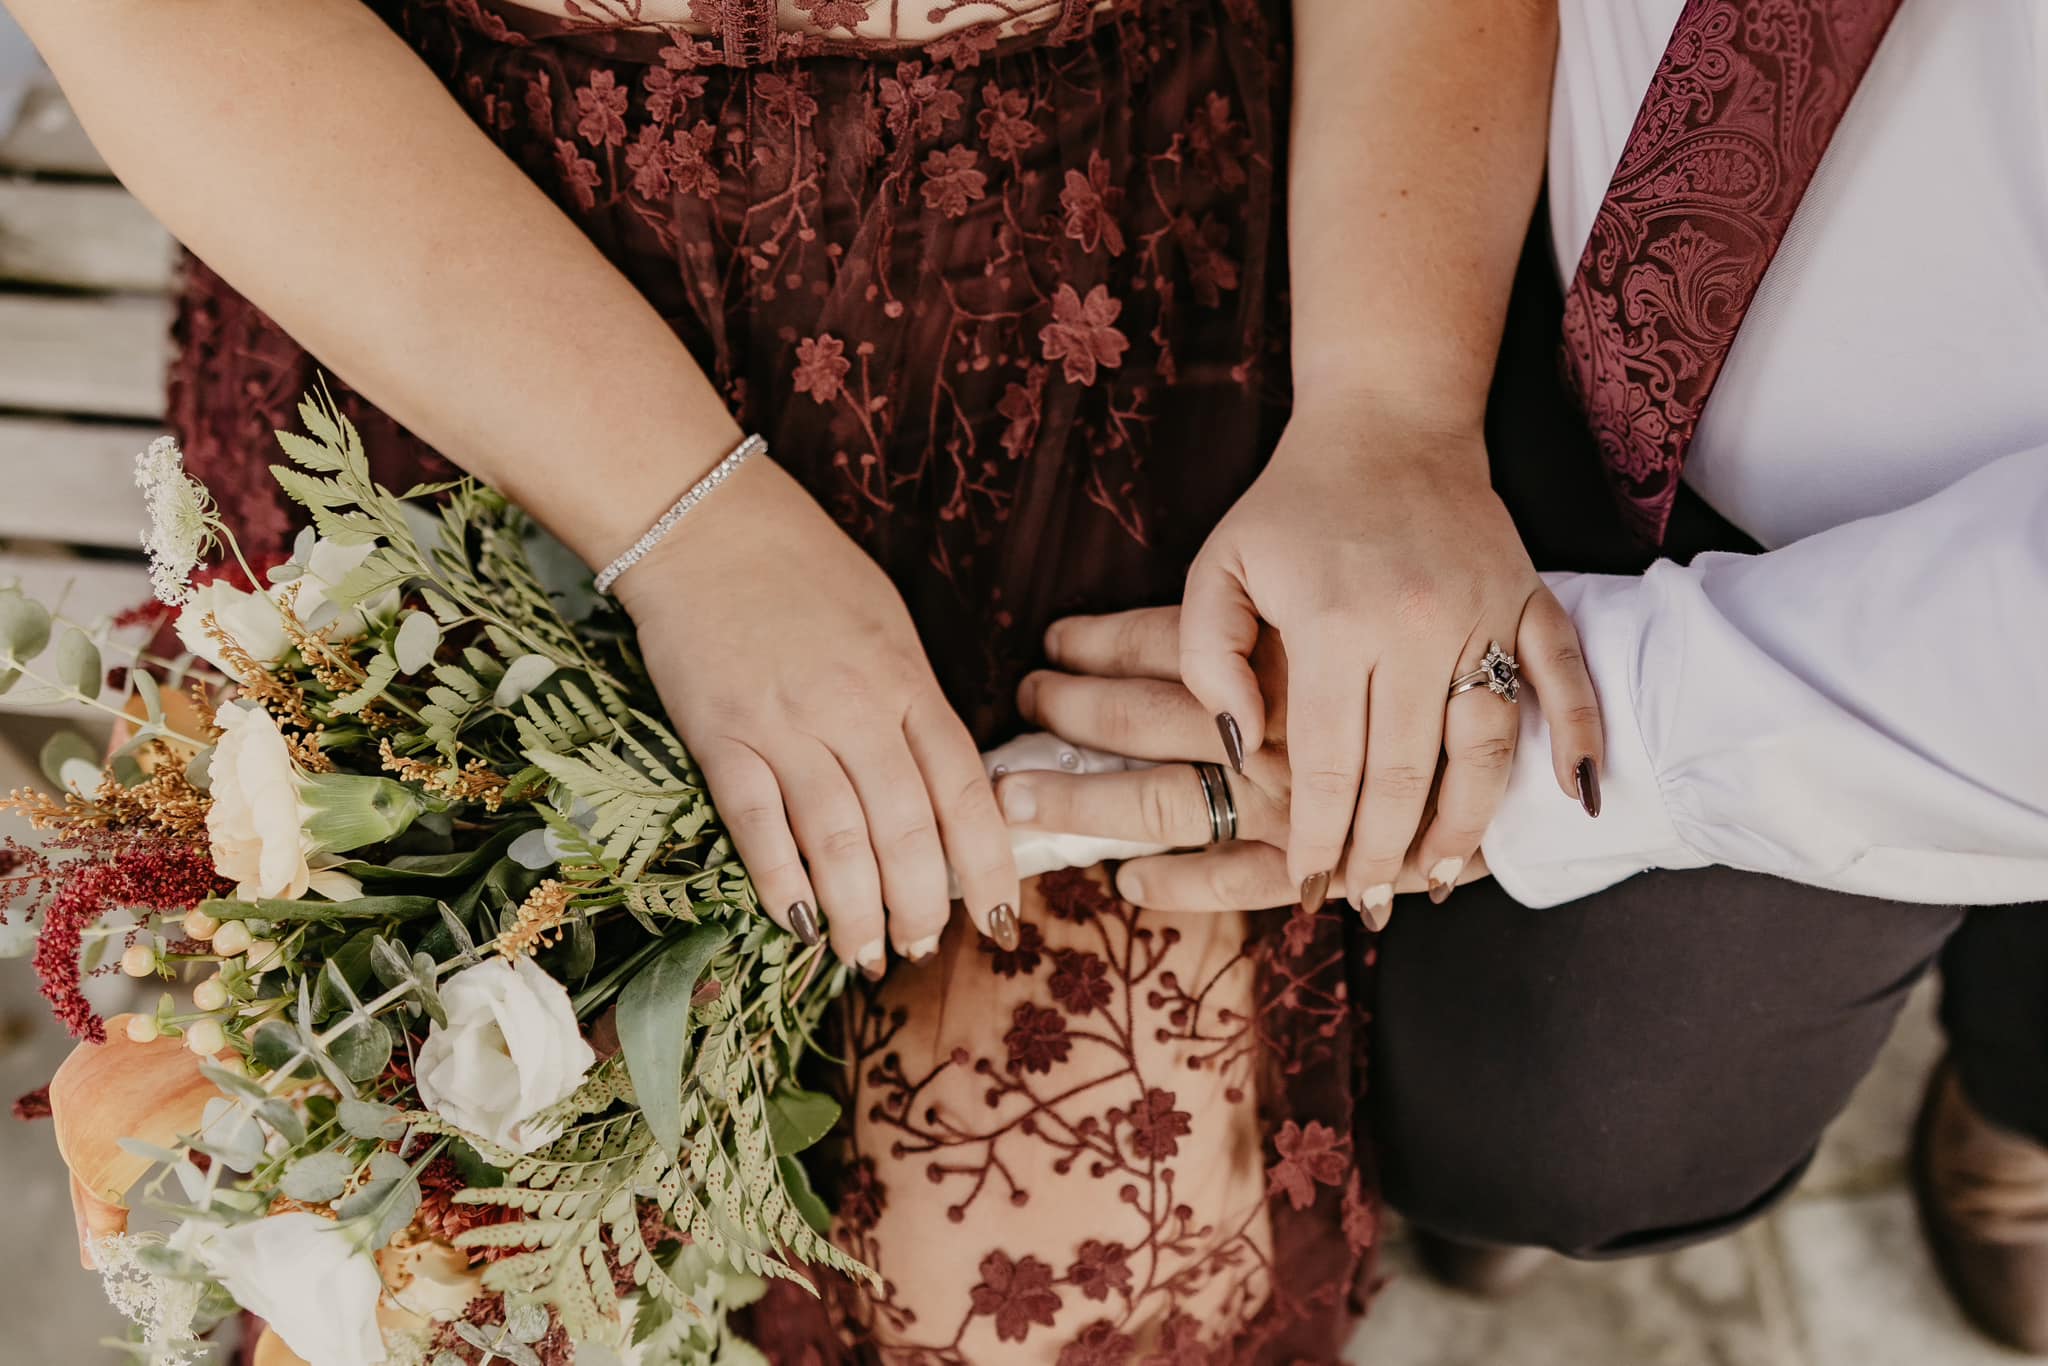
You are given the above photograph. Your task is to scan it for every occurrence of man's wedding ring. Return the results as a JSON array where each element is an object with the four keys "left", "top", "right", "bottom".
[
  {"left": 1448, "top": 641, "right": 1521, "bottom": 704},
  {"left": 1194, "top": 761, "right": 1239, "bottom": 844}
]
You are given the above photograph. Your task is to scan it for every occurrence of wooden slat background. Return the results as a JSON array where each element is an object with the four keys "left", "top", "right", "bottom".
[
  {"left": 0, "top": 417, "right": 157, "bottom": 548},
  {"left": 0, "top": 181, "right": 174, "bottom": 292},
  {"left": 2, "top": 80, "right": 161, "bottom": 717},
  {"left": 0, "top": 85, "right": 107, "bottom": 177}
]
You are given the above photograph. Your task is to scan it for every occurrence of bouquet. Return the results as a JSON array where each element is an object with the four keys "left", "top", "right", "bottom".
[{"left": 1, "top": 390, "right": 870, "bottom": 1366}]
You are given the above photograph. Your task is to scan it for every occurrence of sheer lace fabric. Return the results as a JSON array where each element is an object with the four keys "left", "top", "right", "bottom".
[
  {"left": 491, "top": 0, "right": 1115, "bottom": 53},
  {"left": 168, "top": 1, "right": 1379, "bottom": 1357}
]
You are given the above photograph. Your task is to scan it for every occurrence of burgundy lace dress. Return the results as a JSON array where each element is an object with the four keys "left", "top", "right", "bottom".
[{"left": 168, "top": 1, "right": 1378, "bottom": 1359}]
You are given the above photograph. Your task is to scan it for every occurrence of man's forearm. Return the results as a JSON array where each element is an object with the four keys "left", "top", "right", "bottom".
[
  {"left": 1483, "top": 441, "right": 2048, "bottom": 909},
  {"left": 1287, "top": 0, "right": 1556, "bottom": 432},
  {"left": 6, "top": 0, "right": 739, "bottom": 567}
]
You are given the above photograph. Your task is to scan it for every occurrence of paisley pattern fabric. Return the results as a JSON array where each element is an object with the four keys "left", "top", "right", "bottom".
[
  {"left": 168, "top": 1, "right": 1379, "bottom": 1359},
  {"left": 1559, "top": 0, "right": 1903, "bottom": 543}
]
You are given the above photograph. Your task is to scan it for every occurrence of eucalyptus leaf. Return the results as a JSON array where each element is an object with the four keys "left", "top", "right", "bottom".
[
  {"left": 493, "top": 654, "right": 556, "bottom": 708},
  {"left": 561, "top": 913, "right": 596, "bottom": 983},
  {"left": 185, "top": 746, "right": 213, "bottom": 793},
  {"left": 368, "top": 935, "right": 413, "bottom": 990},
  {"left": 131, "top": 669, "right": 163, "bottom": 727},
  {"left": 766, "top": 1088, "right": 841, "bottom": 1157},
  {"left": 394, "top": 610, "right": 442, "bottom": 674},
  {"left": 279, "top": 1150, "right": 353, "bottom": 1203},
  {"left": 53, "top": 627, "right": 102, "bottom": 697},
  {"left": 328, "top": 1015, "right": 394, "bottom": 1083},
  {"left": 616, "top": 922, "right": 733, "bottom": 1159},
  {"left": 337, "top": 1097, "right": 408, "bottom": 1142},
  {"left": 198, "top": 1062, "right": 267, "bottom": 1101},
  {"left": 0, "top": 590, "right": 50, "bottom": 663},
  {"left": 338, "top": 1169, "right": 421, "bottom": 1249},
  {"left": 115, "top": 1137, "right": 185, "bottom": 1167},
  {"left": 249, "top": 1020, "right": 316, "bottom": 1079},
  {"left": 39, "top": 731, "right": 100, "bottom": 794}
]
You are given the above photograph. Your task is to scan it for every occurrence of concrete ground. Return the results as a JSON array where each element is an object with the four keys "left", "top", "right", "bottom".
[{"left": 1345, "top": 978, "right": 2044, "bottom": 1366}]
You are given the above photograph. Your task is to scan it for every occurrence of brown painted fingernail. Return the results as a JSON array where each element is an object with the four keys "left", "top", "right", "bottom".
[
  {"left": 1299, "top": 870, "right": 1330, "bottom": 914},
  {"left": 1576, "top": 756, "right": 1602, "bottom": 818},
  {"left": 1426, "top": 856, "right": 1463, "bottom": 905},
  {"left": 1216, "top": 713, "right": 1247, "bottom": 775},
  {"left": 1354, "top": 883, "right": 1393, "bottom": 932},
  {"left": 988, "top": 902, "right": 1020, "bottom": 952},
  {"left": 788, "top": 901, "right": 821, "bottom": 946}
]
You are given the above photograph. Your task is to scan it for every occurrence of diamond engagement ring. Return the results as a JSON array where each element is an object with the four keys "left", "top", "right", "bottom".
[{"left": 1448, "top": 641, "right": 1520, "bottom": 704}]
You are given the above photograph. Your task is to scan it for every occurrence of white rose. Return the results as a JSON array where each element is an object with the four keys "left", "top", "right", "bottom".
[
  {"left": 187, "top": 1214, "right": 386, "bottom": 1366},
  {"left": 414, "top": 957, "right": 595, "bottom": 1155},
  {"left": 286, "top": 536, "right": 397, "bottom": 639},
  {"left": 206, "top": 705, "right": 363, "bottom": 903},
  {"left": 176, "top": 579, "right": 292, "bottom": 682}
]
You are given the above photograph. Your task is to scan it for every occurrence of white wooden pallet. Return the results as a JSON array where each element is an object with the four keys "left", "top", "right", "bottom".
[{"left": 1, "top": 78, "right": 165, "bottom": 719}]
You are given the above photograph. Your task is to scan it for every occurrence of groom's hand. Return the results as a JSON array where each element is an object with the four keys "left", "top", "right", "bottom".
[{"left": 1004, "top": 607, "right": 1487, "bottom": 917}]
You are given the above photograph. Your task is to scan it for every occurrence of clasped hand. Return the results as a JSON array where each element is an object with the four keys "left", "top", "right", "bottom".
[{"left": 1008, "top": 406, "right": 1604, "bottom": 923}]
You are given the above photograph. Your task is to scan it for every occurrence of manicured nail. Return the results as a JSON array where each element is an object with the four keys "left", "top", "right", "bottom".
[
  {"left": 988, "top": 902, "right": 1020, "bottom": 952},
  {"left": 998, "top": 777, "right": 1036, "bottom": 822},
  {"left": 1354, "top": 883, "right": 1393, "bottom": 932},
  {"left": 856, "top": 940, "right": 886, "bottom": 980},
  {"left": 787, "top": 901, "right": 821, "bottom": 946},
  {"left": 1427, "top": 857, "right": 1463, "bottom": 905},
  {"left": 1299, "top": 870, "right": 1331, "bottom": 914},
  {"left": 1576, "top": 756, "right": 1602, "bottom": 819},
  {"left": 1216, "top": 713, "right": 1247, "bottom": 775},
  {"left": 904, "top": 934, "right": 941, "bottom": 964}
]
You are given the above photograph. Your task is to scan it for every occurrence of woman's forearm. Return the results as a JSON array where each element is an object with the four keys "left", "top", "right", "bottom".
[
  {"left": 1287, "top": 0, "right": 1556, "bottom": 433},
  {"left": 6, "top": 0, "right": 739, "bottom": 568}
]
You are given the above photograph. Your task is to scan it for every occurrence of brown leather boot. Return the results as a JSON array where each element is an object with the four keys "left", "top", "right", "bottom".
[
  {"left": 1912, "top": 1060, "right": 2048, "bottom": 1354},
  {"left": 1409, "top": 1228, "right": 1556, "bottom": 1298}
]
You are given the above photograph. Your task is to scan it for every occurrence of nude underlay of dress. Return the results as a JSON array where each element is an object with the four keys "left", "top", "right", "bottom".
[{"left": 493, "top": 0, "right": 1111, "bottom": 45}]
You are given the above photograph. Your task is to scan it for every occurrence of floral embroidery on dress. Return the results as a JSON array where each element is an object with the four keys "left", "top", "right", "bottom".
[{"left": 164, "top": 4, "right": 1378, "bottom": 1360}]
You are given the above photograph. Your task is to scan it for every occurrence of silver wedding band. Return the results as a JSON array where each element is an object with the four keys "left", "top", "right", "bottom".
[
  {"left": 1448, "top": 640, "right": 1521, "bottom": 704},
  {"left": 1194, "top": 761, "right": 1239, "bottom": 845}
]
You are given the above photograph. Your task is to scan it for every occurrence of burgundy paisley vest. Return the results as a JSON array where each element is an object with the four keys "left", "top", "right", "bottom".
[{"left": 1561, "top": 0, "right": 1904, "bottom": 544}]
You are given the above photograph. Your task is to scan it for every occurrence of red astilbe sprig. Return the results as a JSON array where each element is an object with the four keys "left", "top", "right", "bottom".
[{"left": 6, "top": 830, "right": 228, "bottom": 1043}]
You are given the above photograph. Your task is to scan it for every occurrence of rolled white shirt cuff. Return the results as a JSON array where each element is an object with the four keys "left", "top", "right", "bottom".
[{"left": 1481, "top": 572, "right": 1708, "bottom": 908}]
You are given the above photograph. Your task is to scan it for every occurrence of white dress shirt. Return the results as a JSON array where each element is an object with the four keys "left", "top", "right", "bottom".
[{"left": 1482, "top": 0, "right": 2048, "bottom": 907}]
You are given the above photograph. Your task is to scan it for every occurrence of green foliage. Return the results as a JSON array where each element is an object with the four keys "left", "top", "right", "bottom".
[{"left": 17, "top": 390, "right": 862, "bottom": 1365}]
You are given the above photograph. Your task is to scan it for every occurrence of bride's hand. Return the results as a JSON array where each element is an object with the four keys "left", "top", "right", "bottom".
[
  {"left": 1006, "top": 604, "right": 1581, "bottom": 920},
  {"left": 1179, "top": 399, "right": 1602, "bottom": 913},
  {"left": 611, "top": 459, "right": 1018, "bottom": 975}
]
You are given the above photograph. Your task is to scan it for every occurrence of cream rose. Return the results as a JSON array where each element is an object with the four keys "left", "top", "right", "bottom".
[
  {"left": 176, "top": 537, "right": 395, "bottom": 682},
  {"left": 287, "top": 536, "right": 396, "bottom": 639},
  {"left": 176, "top": 579, "right": 293, "bottom": 682},
  {"left": 206, "top": 705, "right": 365, "bottom": 903},
  {"left": 187, "top": 1213, "right": 386, "bottom": 1366},
  {"left": 414, "top": 957, "right": 595, "bottom": 1155}
]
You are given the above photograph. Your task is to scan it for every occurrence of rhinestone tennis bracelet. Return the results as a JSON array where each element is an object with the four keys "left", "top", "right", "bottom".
[{"left": 592, "top": 432, "right": 767, "bottom": 594}]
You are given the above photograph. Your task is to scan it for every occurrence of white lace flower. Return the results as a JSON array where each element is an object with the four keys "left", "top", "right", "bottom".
[
  {"left": 134, "top": 437, "right": 217, "bottom": 607},
  {"left": 91, "top": 1232, "right": 207, "bottom": 1366}
]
